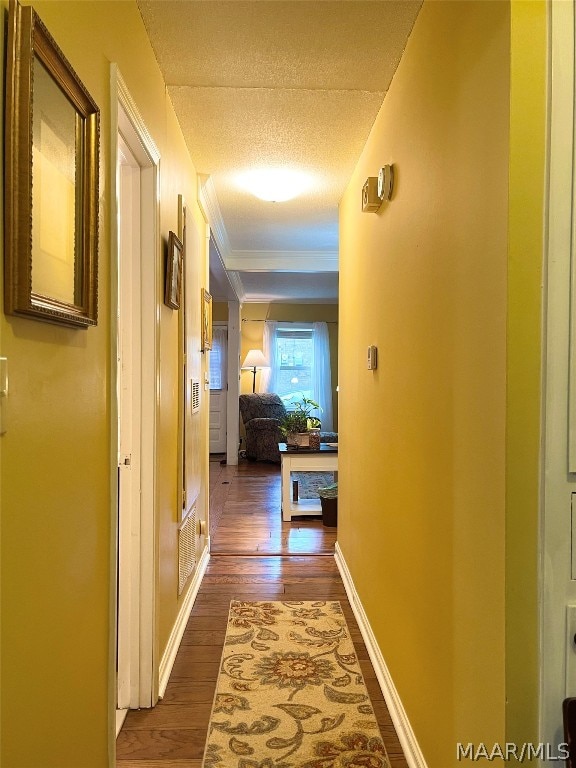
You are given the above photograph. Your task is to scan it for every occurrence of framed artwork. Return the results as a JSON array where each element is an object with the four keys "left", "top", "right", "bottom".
[
  {"left": 4, "top": 0, "right": 100, "bottom": 327},
  {"left": 201, "top": 288, "right": 212, "bottom": 351},
  {"left": 164, "top": 231, "right": 183, "bottom": 310}
]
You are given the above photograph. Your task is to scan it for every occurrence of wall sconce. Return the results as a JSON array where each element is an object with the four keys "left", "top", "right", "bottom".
[
  {"left": 241, "top": 349, "right": 269, "bottom": 392},
  {"left": 361, "top": 164, "right": 394, "bottom": 212}
]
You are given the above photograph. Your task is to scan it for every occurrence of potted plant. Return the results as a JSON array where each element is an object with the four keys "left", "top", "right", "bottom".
[{"left": 280, "top": 396, "right": 322, "bottom": 447}]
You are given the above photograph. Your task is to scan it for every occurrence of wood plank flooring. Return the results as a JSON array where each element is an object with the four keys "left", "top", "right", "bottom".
[
  {"left": 209, "top": 456, "right": 337, "bottom": 555},
  {"left": 116, "top": 458, "right": 407, "bottom": 768}
]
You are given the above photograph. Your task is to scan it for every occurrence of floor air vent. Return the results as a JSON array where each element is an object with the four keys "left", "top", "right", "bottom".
[{"left": 178, "top": 508, "right": 197, "bottom": 595}]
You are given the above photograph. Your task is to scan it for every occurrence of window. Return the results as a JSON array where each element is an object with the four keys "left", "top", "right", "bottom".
[
  {"left": 275, "top": 329, "right": 314, "bottom": 405},
  {"left": 263, "top": 321, "right": 333, "bottom": 430},
  {"left": 209, "top": 326, "right": 227, "bottom": 390}
]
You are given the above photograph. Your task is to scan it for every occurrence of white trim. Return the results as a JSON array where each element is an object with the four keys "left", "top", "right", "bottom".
[
  {"left": 111, "top": 63, "right": 161, "bottom": 714},
  {"left": 334, "top": 543, "right": 428, "bottom": 768},
  {"left": 226, "top": 250, "right": 338, "bottom": 272},
  {"left": 109, "top": 67, "right": 121, "bottom": 760},
  {"left": 198, "top": 174, "right": 232, "bottom": 260},
  {"left": 158, "top": 546, "right": 211, "bottom": 697},
  {"left": 115, "top": 708, "right": 128, "bottom": 738},
  {"left": 117, "top": 72, "right": 160, "bottom": 164},
  {"left": 226, "top": 271, "right": 246, "bottom": 303},
  {"left": 210, "top": 233, "right": 240, "bottom": 302},
  {"left": 540, "top": 0, "right": 576, "bottom": 749}
]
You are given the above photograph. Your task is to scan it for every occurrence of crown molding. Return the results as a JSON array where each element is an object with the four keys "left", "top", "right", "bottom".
[
  {"left": 209, "top": 235, "right": 242, "bottom": 302},
  {"left": 225, "top": 250, "right": 338, "bottom": 272},
  {"left": 197, "top": 174, "right": 232, "bottom": 261},
  {"left": 116, "top": 67, "right": 160, "bottom": 165},
  {"left": 226, "top": 271, "right": 246, "bottom": 302}
]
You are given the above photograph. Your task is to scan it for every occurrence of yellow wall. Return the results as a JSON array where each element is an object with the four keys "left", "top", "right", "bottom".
[
  {"left": 339, "top": 2, "right": 510, "bottom": 764},
  {"left": 505, "top": 0, "right": 546, "bottom": 746},
  {"left": 0, "top": 2, "right": 208, "bottom": 765},
  {"left": 240, "top": 303, "right": 339, "bottom": 429},
  {"left": 213, "top": 301, "right": 229, "bottom": 322}
]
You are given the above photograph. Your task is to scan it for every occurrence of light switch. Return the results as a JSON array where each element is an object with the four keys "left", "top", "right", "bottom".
[{"left": 367, "top": 345, "right": 378, "bottom": 370}]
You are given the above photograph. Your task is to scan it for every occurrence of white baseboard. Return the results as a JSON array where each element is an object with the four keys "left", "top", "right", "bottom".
[
  {"left": 334, "top": 542, "right": 428, "bottom": 768},
  {"left": 158, "top": 544, "right": 210, "bottom": 698},
  {"left": 115, "top": 708, "right": 128, "bottom": 737}
]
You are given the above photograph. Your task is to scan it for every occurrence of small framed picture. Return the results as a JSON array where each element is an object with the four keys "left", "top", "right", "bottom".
[
  {"left": 201, "top": 288, "right": 212, "bottom": 351},
  {"left": 164, "top": 231, "right": 183, "bottom": 309}
]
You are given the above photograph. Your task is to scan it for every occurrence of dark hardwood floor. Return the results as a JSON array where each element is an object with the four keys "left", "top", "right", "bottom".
[
  {"left": 209, "top": 455, "right": 337, "bottom": 555},
  {"left": 116, "top": 457, "right": 407, "bottom": 768}
]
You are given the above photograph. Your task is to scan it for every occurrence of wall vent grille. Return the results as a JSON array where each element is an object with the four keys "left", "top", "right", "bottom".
[
  {"left": 191, "top": 379, "right": 200, "bottom": 413},
  {"left": 178, "top": 507, "right": 197, "bottom": 595}
]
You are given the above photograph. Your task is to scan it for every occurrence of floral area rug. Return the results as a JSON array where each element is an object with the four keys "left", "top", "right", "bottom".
[
  {"left": 292, "top": 472, "right": 335, "bottom": 500},
  {"left": 202, "top": 600, "right": 390, "bottom": 768}
]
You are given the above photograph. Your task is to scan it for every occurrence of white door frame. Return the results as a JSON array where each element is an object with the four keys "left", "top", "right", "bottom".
[
  {"left": 541, "top": 0, "right": 576, "bottom": 751},
  {"left": 110, "top": 65, "right": 161, "bottom": 727},
  {"left": 116, "top": 132, "right": 143, "bottom": 715}
]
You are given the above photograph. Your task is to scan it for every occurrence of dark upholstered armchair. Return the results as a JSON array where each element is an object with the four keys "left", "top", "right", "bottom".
[
  {"left": 239, "top": 393, "right": 286, "bottom": 463},
  {"left": 239, "top": 393, "right": 338, "bottom": 463}
]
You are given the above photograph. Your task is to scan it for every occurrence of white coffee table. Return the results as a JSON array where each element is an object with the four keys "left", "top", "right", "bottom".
[{"left": 279, "top": 442, "right": 338, "bottom": 522}]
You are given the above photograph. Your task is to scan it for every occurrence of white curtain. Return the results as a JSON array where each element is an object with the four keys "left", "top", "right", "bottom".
[
  {"left": 262, "top": 320, "right": 333, "bottom": 431},
  {"left": 210, "top": 325, "right": 228, "bottom": 390},
  {"left": 312, "top": 322, "right": 333, "bottom": 430},
  {"left": 260, "top": 321, "right": 278, "bottom": 393}
]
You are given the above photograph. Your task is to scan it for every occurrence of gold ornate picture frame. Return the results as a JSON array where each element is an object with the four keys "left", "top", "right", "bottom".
[
  {"left": 201, "top": 288, "right": 212, "bottom": 351},
  {"left": 4, "top": 0, "right": 100, "bottom": 327}
]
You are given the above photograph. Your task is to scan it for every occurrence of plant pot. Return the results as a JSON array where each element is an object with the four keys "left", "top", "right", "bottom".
[{"left": 287, "top": 432, "right": 310, "bottom": 448}]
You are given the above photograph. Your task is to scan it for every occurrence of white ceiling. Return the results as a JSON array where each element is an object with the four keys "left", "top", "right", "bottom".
[{"left": 137, "top": 0, "right": 422, "bottom": 303}]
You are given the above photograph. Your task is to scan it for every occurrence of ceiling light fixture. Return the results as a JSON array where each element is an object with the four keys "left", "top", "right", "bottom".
[{"left": 237, "top": 168, "right": 312, "bottom": 203}]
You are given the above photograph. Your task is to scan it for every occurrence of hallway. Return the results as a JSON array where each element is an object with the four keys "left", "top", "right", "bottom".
[
  {"left": 116, "top": 460, "right": 408, "bottom": 766},
  {"left": 209, "top": 456, "right": 337, "bottom": 555}
]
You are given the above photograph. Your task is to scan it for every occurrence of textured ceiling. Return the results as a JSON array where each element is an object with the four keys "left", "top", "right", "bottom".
[{"left": 137, "top": 0, "right": 422, "bottom": 302}]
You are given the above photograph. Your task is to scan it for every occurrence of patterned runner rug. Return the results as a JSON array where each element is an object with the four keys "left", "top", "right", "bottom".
[{"left": 202, "top": 600, "right": 390, "bottom": 767}]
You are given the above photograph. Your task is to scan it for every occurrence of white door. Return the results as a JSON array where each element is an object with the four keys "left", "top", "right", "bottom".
[
  {"left": 117, "top": 134, "right": 142, "bottom": 712},
  {"left": 542, "top": 2, "right": 576, "bottom": 750},
  {"left": 210, "top": 325, "right": 227, "bottom": 453},
  {"left": 114, "top": 71, "right": 161, "bottom": 723}
]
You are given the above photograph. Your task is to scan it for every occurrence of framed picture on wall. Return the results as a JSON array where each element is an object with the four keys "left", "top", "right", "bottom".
[
  {"left": 4, "top": 0, "right": 100, "bottom": 327},
  {"left": 201, "top": 288, "right": 212, "bottom": 351},
  {"left": 164, "top": 231, "right": 183, "bottom": 310}
]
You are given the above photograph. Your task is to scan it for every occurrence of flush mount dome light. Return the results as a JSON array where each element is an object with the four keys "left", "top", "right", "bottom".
[{"left": 237, "top": 168, "right": 312, "bottom": 202}]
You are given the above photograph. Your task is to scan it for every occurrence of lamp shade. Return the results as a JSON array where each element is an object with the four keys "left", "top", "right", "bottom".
[{"left": 241, "top": 349, "right": 269, "bottom": 369}]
